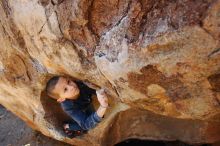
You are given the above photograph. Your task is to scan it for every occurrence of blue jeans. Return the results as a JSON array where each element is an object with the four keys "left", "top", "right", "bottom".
[
  {"left": 68, "top": 104, "right": 95, "bottom": 131},
  {"left": 61, "top": 100, "right": 101, "bottom": 131}
]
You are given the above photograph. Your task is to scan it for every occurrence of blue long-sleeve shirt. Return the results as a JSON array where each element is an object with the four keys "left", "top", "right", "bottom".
[{"left": 60, "top": 81, "right": 102, "bottom": 130}]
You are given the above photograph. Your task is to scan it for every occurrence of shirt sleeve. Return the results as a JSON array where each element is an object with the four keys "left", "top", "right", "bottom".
[{"left": 61, "top": 99, "right": 102, "bottom": 130}]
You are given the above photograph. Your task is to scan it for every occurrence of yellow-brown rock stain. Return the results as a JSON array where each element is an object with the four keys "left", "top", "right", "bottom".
[{"left": 128, "top": 65, "right": 191, "bottom": 101}]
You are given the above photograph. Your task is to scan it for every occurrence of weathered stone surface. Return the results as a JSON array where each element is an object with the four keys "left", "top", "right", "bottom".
[{"left": 0, "top": 0, "right": 219, "bottom": 145}]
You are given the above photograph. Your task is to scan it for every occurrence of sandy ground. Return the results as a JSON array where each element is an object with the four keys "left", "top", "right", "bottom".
[{"left": 0, "top": 105, "right": 71, "bottom": 146}]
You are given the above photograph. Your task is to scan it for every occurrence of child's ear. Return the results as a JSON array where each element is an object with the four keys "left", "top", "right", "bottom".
[{"left": 57, "top": 97, "right": 66, "bottom": 103}]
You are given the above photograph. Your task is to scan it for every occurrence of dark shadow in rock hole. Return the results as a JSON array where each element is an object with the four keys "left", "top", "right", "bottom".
[{"left": 40, "top": 75, "right": 103, "bottom": 137}]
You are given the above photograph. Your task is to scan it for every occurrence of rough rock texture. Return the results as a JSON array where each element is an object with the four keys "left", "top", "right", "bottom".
[{"left": 0, "top": 0, "right": 220, "bottom": 145}]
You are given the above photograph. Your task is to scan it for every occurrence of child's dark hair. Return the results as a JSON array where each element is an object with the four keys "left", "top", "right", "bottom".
[{"left": 46, "top": 76, "right": 60, "bottom": 99}]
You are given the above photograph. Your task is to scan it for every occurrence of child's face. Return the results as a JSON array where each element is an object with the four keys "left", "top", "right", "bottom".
[{"left": 53, "top": 77, "right": 80, "bottom": 101}]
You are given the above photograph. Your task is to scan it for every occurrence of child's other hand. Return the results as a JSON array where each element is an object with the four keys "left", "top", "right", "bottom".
[
  {"left": 57, "top": 97, "right": 66, "bottom": 103},
  {"left": 96, "top": 89, "right": 108, "bottom": 107}
]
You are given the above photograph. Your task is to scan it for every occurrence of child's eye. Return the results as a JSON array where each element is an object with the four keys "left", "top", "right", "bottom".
[
  {"left": 64, "top": 88, "right": 68, "bottom": 92},
  {"left": 67, "top": 80, "right": 70, "bottom": 84}
]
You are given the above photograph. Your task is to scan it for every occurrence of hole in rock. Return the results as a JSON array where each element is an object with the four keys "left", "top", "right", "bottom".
[
  {"left": 115, "top": 139, "right": 211, "bottom": 146},
  {"left": 40, "top": 75, "right": 114, "bottom": 137}
]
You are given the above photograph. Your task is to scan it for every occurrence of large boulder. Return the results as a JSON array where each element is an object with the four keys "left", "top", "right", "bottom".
[{"left": 0, "top": 0, "right": 219, "bottom": 145}]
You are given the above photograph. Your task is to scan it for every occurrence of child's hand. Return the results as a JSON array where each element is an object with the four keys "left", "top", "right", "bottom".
[{"left": 96, "top": 89, "right": 108, "bottom": 107}]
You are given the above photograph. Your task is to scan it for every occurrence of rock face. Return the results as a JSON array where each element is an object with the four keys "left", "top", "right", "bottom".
[{"left": 0, "top": 0, "right": 220, "bottom": 145}]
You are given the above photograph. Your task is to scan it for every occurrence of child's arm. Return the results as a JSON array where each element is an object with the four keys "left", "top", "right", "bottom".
[
  {"left": 96, "top": 89, "right": 109, "bottom": 118},
  {"left": 61, "top": 100, "right": 102, "bottom": 130}
]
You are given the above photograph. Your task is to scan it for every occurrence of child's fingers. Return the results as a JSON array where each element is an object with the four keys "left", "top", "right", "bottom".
[{"left": 96, "top": 88, "right": 106, "bottom": 95}]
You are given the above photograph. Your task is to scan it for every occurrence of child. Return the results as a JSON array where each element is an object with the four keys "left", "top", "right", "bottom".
[{"left": 45, "top": 76, "right": 109, "bottom": 138}]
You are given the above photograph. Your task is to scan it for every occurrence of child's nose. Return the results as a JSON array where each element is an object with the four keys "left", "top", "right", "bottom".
[
  {"left": 69, "top": 81, "right": 75, "bottom": 86},
  {"left": 69, "top": 84, "right": 76, "bottom": 91},
  {"left": 71, "top": 83, "right": 77, "bottom": 88}
]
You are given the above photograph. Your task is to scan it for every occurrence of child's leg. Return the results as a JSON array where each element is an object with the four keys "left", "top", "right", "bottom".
[
  {"left": 63, "top": 120, "right": 87, "bottom": 138},
  {"left": 64, "top": 120, "right": 83, "bottom": 131},
  {"left": 64, "top": 104, "right": 95, "bottom": 132}
]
